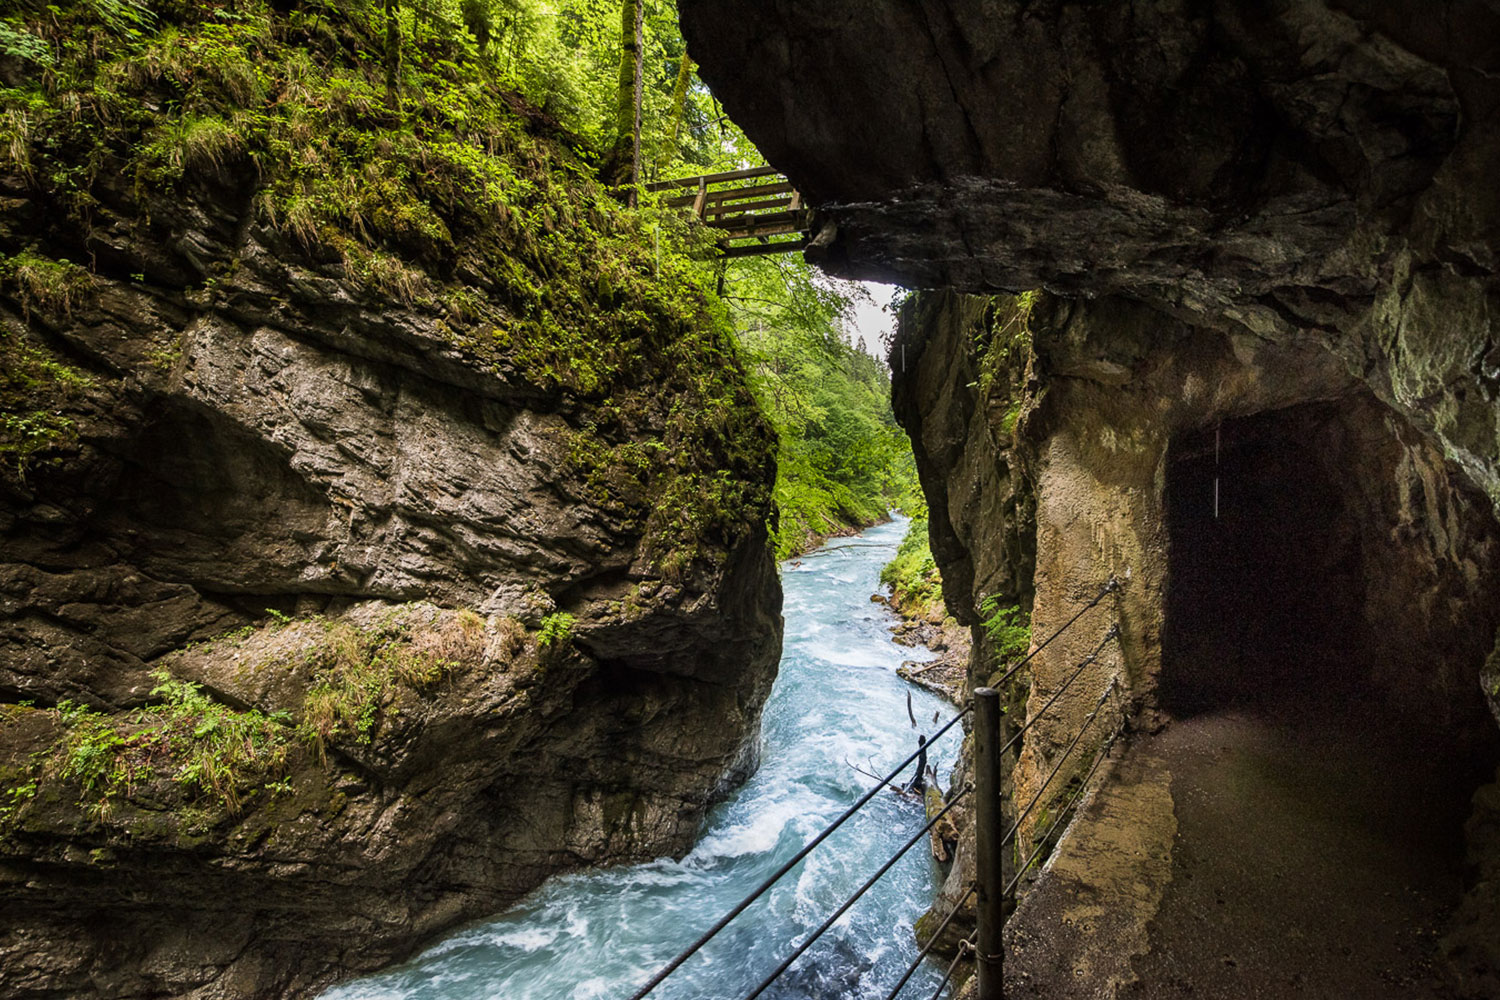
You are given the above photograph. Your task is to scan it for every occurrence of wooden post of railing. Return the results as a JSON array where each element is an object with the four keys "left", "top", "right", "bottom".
[
  {"left": 691, "top": 176, "right": 708, "bottom": 219},
  {"left": 974, "top": 686, "right": 1003, "bottom": 999}
]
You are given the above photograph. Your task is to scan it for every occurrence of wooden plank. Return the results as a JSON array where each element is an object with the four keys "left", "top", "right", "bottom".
[
  {"left": 644, "top": 165, "right": 780, "bottom": 192},
  {"left": 713, "top": 209, "right": 810, "bottom": 227},
  {"left": 720, "top": 238, "right": 809, "bottom": 258},
  {"left": 702, "top": 181, "right": 795, "bottom": 205},
  {"left": 664, "top": 181, "right": 795, "bottom": 209},
  {"left": 702, "top": 195, "right": 799, "bottom": 216},
  {"left": 691, "top": 176, "right": 708, "bottom": 219},
  {"left": 719, "top": 224, "right": 804, "bottom": 240},
  {"left": 707, "top": 210, "right": 809, "bottom": 235}
]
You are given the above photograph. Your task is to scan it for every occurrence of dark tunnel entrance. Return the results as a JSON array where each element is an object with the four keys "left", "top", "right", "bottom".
[
  {"left": 1162, "top": 395, "right": 1500, "bottom": 739},
  {"left": 1152, "top": 395, "right": 1500, "bottom": 997},
  {"left": 1162, "top": 402, "right": 1363, "bottom": 713}
]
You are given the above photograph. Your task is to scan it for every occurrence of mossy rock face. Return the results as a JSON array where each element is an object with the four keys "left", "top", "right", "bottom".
[{"left": 0, "top": 2, "right": 783, "bottom": 995}]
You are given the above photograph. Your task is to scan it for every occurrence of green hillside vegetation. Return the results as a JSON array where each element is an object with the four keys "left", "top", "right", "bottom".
[
  {"left": 725, "top": 258, "right": 914, "bottom": 557},
  {"left": 879, "top": 495, "right": 944, "bottom": 620}
]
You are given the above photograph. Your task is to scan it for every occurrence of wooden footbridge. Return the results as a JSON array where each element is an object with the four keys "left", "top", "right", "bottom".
[{"left": 646, "top": 166, "right": 813, "bottom": 258}]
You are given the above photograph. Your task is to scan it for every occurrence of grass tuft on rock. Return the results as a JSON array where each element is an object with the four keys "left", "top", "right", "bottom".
[{"left": 56, "top": 671, "right": 296, "bottom": 820}]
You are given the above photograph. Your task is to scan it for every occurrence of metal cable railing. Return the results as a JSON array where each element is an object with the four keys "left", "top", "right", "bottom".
[
  {"left": 888, "top": 632, "right": 1123, "bottom": 998},
  {"left": 626, "top": 577, "right": 1125, "bottom": 1000},
  {"left": 624, "top": 707, "right": 972, "bottom": 1000},
  {"left": 740, "top": 786, "right": 974, "bottom": 1000},
  {"left": 988, "top": 580, "right": 1119, "bottom": 693},
  {"left": 883, "top": 884, "right": 978, "bottom": 1000},
  {"left": 999, "top": 675, "right": 1119, "bottom": 854},
  {"left": 928, "top": 933, "right": 976, "bottom": 1000},
  {"left": 1005, "top": 724, "right": 1124, "bottom": 898},
  {"left": 999, "top": 625, "right": 1120, "bottom": 759}
]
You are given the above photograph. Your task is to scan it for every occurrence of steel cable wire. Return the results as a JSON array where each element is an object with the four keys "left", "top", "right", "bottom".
[
  {"left": 1004, "top": 723, "right": 1124, "bottom": 899},
  {"left": 998, "top": 625, "right": 1120, "bottom": 760},
  {"left": 883, "top": 883, "right": 979, "bottom": 1000},
  {"left": 987, "top": 578, "right": 1118, "bottom": 693},
  {"left": 739, "top": 785, "right": 975, "bottom": 1000},
  {"left": 927, "top": 932, "right": 977, "bottom": 1000},
  {"left": 1000, "top": 677, "right": 1119, "bottom": 852},
  {"left": 627, "top": 580, "right": 1122, "bottom": 1000},
  {"left": 625, "top": 708, "right": 972, "bottom": 1000}
]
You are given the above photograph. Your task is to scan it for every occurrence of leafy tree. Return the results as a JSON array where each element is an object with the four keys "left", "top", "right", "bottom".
[{"left": 720, "top": 255, "right": 918, "bottom": 557}]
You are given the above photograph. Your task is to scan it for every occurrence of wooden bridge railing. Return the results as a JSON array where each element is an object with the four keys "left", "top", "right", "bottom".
[{"left": 646, "top": 166, "right": 812, "bottom": 258}]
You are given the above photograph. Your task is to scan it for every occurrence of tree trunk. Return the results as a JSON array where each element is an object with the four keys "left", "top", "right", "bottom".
[
  {"left": 657, "top": 50, "right": 693, "bottom": 172},
  {"left": 384, "top": 0, "right": 402, "bottom": 111},
  {"left": 606, "top": 0, "right": 643, "bottom": 194},
  {"left": 630, "top": 0, "right": 643, "bottom": 200}
]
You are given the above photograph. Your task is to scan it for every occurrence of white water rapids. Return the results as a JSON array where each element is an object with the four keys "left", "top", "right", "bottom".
[{"left": 322, "top": 518, "right": 959, "bottom": 1000}]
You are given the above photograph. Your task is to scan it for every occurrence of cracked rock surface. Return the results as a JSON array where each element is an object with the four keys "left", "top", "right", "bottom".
[{"left": 0, "top": 124, "right": 781, "bottom": 1000}]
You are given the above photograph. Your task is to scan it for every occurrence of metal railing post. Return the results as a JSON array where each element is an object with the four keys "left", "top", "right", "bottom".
[{"left": 974, "top": 686, "right": 1004, "bottom": 999}]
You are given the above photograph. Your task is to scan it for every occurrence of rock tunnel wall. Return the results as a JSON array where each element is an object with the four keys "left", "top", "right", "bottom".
[{"left": 891, "top": 288, "right": 1500, "bottom": 990}]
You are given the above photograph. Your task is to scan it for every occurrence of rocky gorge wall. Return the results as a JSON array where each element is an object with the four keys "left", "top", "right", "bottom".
[
  {"left": 0, "top": 11, "right": 783, "bottom": 995},
  {"left": 681, "top": 0, "right": 1500, "bottom": 992},
  {"left": 893, "top": 285, "right": 1500, "bottom": 998},
  {"left": 681, "top": 0, "right": 1500, "bottom": 721}
]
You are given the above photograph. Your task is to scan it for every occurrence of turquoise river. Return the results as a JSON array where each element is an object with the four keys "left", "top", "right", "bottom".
[{"left": 322, "top": 518, "right": 960, "bottom": 1000}]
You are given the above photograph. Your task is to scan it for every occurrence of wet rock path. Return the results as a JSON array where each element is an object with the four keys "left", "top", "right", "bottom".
[{"left": 1007, "top": 693, "right": 1489, "bottom": 999}]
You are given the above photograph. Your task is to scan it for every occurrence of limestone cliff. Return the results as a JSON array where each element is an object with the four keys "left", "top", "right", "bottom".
[{"left": 0, "top": 6, "right": 781, "bottom": 996}]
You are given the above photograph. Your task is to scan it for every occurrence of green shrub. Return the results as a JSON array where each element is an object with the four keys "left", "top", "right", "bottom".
[
  {"left": 880, "top": 517, "right": 943, "bottom": 617},
  {"left": 55, "top": 671, "right": 295, "bottom": 818},
  {"left": 293, "top": 611, "right": 483, "bottom": 751},
  {"left": 0, "top": 319, "right": 96, "bottom": 478}
]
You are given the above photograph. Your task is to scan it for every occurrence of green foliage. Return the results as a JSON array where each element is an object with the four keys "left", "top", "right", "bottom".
[
  {"left": 291, "top": 610, "right": 484, "bottom": 750},
  {"left": 724, "top": 256, "right": 917, "bottom": 558},
  {"left": 976, "top": 291, "right": 1037, "bottom": 407},
  {"left": 979, "top": 595, "right": 1031, "bottom": 667},
  {"left": 470, "top": 0, "right": 723, "bottom": 175},
  {"left": 138, "top": 113, "right": 243, "bottom": 180},
  {"left": 880, "top": 517, "right": 943, "bottom": 617},
  {"left": 0, "top": 774, "right": 40, "bottom": 824},
  {"left": 0, "top": 313, "right": 95, "bottom": 478},
  {"left": 6, "top": 608, "right": 495, "bottom": 828},
  {"left": 537, "top": 611, "right": 576, "bottom": 647},
  {"left": 2, "top": 0, "right": 775, "bottom": 571},
  {"left": 1, "top": 250, "right": 93, "bottom": 318},
  {"left": 56, "top": 671, "right": 295, "bottom": 818},
  {"left": 0, "top": 604, "right": 506, "bottom": 833},
  {"left": 0, "top": 20, "right": 52, "bottom": 65}
]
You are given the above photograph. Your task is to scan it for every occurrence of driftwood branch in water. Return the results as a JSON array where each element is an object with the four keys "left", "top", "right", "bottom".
[
  {"left": 842, "top": 756, "right": 927, "bottom": 801},
  {"left": 907, "top": 691, "right": 917, "bottom": 728}
]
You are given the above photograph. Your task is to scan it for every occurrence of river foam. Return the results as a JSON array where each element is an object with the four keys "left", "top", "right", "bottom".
[{"left": 321, "top": 519, "right": 958, "bottom": 1000}]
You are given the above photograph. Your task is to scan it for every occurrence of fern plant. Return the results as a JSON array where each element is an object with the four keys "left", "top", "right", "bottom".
[{"left": 979, "top": 596, "right": 1030, "bottom": 666}]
